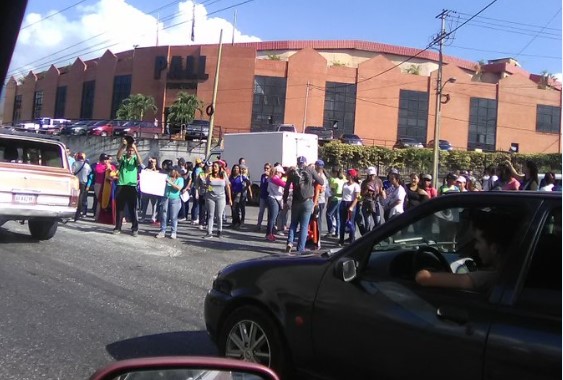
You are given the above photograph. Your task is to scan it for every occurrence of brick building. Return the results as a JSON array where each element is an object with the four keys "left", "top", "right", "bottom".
[{"left": 3, "top": 40, "right": 561, "bottom": 153}]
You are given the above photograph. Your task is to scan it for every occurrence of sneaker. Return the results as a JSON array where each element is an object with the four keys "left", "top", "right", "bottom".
[
  {"left": 155, "top": 231, "right": 165, "bottom": 238},
  {"left": 216, "top": 231, "right": 222, "bottom": 238},
  {"left": 151, "top": 220, "right": 159, "bottom": 226},
  {"left": 191, "top": 219, "right": 199, "bottom": 225},
  {"left": 132, "top": 230, "right": 138, "bottom": 237},
  {"left": 203, "top": 234, "right": 214, "bottom": 239},
  {"left": 170, "top": 232, "right": 177, "bottom": 240},
  {"left": 255, "top": 226, "right": 262, "bottom": 232},
  {"left": 285, "top": 244, "right": 293, "bottom": 253},
  {"left": 112, "top": 229, "right": 121, "bottom": 235},
  {"left": 266, "top": 234, "right": 276, "bottom": 242},
  {"left": 198, "top": 225, "right": 205, "bottom": 230}
]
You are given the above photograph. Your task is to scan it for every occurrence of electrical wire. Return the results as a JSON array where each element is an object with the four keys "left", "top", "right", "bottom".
[
  {"left": 7, "top": 0, "right": 239, "bottom": 78},
  {"left": 516, "top": 8, "right": 562, "bottom": 56},
  {"left": 20, "top": 0, "right": 90, "bottom": 30}
]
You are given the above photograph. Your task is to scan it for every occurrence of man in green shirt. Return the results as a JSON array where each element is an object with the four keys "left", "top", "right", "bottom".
[{"left": 113, "top": 139, "right": 143, "bottom": 236}]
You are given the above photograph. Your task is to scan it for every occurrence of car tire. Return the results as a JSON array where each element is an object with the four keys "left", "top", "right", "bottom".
[
  {"left": 28, "top": 219, "right": 58, "bottom": 240},
  {"left": 219, "top": 306, "right": 291, "bottom": 378}
]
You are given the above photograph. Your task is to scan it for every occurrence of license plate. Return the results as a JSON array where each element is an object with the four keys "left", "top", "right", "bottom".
[{"left": 13, "top": 194, "right": 37, "bottom": 204}]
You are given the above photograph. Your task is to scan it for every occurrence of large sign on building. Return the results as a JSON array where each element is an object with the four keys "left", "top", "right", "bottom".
[{"left": 154, "top": 55, "right": 209, "bottom": 88}]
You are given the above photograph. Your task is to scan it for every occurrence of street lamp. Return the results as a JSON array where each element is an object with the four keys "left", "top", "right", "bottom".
[{"left": 431, "top": 76, "right": 456, "bottom": 188}]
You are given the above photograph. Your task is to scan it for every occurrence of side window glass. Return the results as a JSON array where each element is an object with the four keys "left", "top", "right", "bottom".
[
  {"left": 369, "top": 205, "right": 530, "bottom": 292},
  {"left": 517, "top": 207, "right": 562, "bottom": 315}
]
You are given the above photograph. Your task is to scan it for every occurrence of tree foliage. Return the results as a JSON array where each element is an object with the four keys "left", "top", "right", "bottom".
[
  {"left": 166, "top": 92, "right": 203, "bottom": 125},
  {"left": 319, "top": 141, "right": 562, "bottom": 177},
  {"left": 116, "top": 93, "right": 157, "bottom": 120}
]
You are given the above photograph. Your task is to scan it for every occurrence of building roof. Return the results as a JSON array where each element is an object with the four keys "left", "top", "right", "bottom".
[{"left": 234, "top": 40, "right": 480, "bottom": 71}]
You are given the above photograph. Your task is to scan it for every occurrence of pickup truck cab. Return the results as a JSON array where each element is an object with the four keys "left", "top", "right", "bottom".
[{"left": 0, "top": 133, "right": 80, "bottom": 240}]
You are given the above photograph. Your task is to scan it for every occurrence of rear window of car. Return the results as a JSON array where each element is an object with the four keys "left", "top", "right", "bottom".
[{"left": 0, "top": 139, "right": 63, "bottom": 167}]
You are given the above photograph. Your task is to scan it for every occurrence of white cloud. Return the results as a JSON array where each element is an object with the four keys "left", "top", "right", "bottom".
[{"left": 7, "top": 0, "right": 261, "bottom": 79}]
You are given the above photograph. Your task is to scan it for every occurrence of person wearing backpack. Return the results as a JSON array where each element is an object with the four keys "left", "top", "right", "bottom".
[{"left": 282, "top": 156, "right": 324, "bottom": 254}]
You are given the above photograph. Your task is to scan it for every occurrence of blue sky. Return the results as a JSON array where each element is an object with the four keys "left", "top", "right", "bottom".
[{"left": 9, "top": 0, "right": 562, "bottom": 80}]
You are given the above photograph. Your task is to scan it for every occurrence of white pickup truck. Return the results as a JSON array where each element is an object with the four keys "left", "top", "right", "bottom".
[{"left": 0, "top": 133, "right": 80, "bottom": 240}]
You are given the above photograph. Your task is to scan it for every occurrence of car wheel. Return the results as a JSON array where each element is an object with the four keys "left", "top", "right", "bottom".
[
  {"left": 100, "top": 131, "right": 108, "bottom": 137},
  {"left": 28, "top": 219, "right": 58, "bottom": 240},
  {"left": 219, "top": 306, "right": 290, "bottom": 377}
]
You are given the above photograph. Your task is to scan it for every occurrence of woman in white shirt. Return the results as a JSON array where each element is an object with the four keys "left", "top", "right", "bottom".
[
  {"left": 384, "top": 172, "right": 406, "bottom": 219},
  {"left": 338, "top": 169, "right": 361, "bottom": 246}
]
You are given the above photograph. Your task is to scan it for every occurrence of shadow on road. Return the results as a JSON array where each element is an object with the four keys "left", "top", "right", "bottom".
[{"left": 106, "top": 330, "right": 218, "bottom": 360}]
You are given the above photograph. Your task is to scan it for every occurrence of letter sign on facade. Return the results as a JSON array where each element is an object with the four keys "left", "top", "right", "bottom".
[{"left": 154, "top": 55, "right": 209, "bottom": 81}]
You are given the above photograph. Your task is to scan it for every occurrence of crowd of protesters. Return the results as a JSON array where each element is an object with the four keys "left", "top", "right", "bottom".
[{"left": 68, "top": 142, "right": 560, "bottom": 254}]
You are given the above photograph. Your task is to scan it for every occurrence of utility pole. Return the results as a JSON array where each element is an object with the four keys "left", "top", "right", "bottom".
[
  {"left": 206, "top": 29, "right": 224, "bottom": 158},
  {"left": 431, "top": 10, "right": 448, "bottom": 189},
  {"left": 302, "top": 81, "right": 310, "bottom": 133}
]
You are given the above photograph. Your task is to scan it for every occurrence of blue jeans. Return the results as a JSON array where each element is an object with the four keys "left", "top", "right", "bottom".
[
  {"left": 191, "top": 188, "right": 199, "bottom": 221},
  {"left": 266, "top": 197, "right": 281, "bottom": 235},
  {"left": 338, "top": 200, "right": 356, "bottom": 244},
  {"left": 326, "top": 197, "right": 340, "bottom": 235},
  {"left": 257, "top": 197, "right": 268, "bottom": 227},
  {"left": 287, "top": 198, "right": 314, "bottom": 252},
  {"left": 160, "top": 197, "right": 181, "bottom": 234}
]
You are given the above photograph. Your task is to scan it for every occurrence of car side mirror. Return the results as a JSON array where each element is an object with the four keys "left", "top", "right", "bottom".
[
  {"left": 336, "top": 259, "right": 357, "bottom": 282},
  {"left": 90, "top": 356, "right": 280, "bottom": 380}
]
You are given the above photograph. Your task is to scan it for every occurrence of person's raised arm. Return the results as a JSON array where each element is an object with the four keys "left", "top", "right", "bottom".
[
  {"left": 132, "top": 143, "right": 142, "bottom": 165},
  {"left": 116, "top": 139, "right": 127, "bottom": 161}
]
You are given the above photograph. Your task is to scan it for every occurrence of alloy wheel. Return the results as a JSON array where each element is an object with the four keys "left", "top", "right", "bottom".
[{"left": 225, "top": 319, "right": 272, "bottom": 367}]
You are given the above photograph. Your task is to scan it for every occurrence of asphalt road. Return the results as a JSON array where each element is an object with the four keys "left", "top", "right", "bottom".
[{"left": 0, "top": 206, "right": 337, "bottom": 380}]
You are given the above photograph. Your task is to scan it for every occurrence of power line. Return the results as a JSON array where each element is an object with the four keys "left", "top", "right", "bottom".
[
  {"left": 516, "top": 8, "right": 562, "bottom": 56},
  {"left": 453, "top": 11, "right": 562, "bottom": 32},
  {"left": 7, "top": 0, "right": 248, "bottom": 79},
  {"left": 20, "top": 0, "right": 90, "bottom": 30}
]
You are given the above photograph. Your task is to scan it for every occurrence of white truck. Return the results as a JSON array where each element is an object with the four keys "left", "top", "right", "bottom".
[{"left": 208, "top": 132, "right": 319, "bottom": 203}]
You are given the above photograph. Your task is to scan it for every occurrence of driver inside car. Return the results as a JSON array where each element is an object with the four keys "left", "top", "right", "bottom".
[{"left": 415, "top": 209, "right": 516, "bottom": 291}]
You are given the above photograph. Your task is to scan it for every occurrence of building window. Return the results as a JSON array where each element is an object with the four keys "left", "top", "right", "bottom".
[
  {"left": 12, "top": 95, "right": 22, "bottom": 122},
  {"left": 323, "top": 82, "right": 356, "bottom": 135},
  {"left": 54, "top": 86, "right": 67, "bottom": 118},
  {"left": 251, "top": 76, "right": 287, "bottom": 131},
  {"left": 33, "top": 91, "right": 43, "bottom": 119},
  {"left": 397, "top": 89, "right": 429, "bottom": 142},
  {"left": 468, "top": 97, "right": 497, "bottom": 152},
  {"left": 536, "top": 105, "right": 561, "bottom": 134},
  {"left": 80, "top": 81, "right": 95, "bottom": 120},
  {"left": 111, "top": 75, "right": 131, "bottom": 119}
]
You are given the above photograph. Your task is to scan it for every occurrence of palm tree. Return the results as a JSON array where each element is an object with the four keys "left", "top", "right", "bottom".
[
  {"left": 116, "top": 93, "right": 157, "bottom": 120},
  {"left": 166, "top": 92, "right": 203, "bottom": 126}
]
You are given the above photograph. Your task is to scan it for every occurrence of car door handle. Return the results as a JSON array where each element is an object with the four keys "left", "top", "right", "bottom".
[{"left": 436, "top": 306, "right": 469, "bottom": 325}]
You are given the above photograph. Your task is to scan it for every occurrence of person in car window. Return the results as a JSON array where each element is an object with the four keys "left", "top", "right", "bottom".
[{"left": 415, "top": 210, "right": 515, "bottom": 291}]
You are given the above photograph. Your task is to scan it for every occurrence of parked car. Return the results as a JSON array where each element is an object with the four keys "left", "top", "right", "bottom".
[
  {"left": 393, "top": 137, "right": 424, "bottom": 149},
  {"left": 339, "top": 133, "right": 363, "bottom": 145},
  {"left": 427, "top": 139, "right": 454, "bottom": 151},
  {"left": 113, "top": 120, "right": 161, "bottom": 139},
  {"left": 304, "top": 126, "right": 334, "bottom": 144},
  {"left": 205, "top": 192, "right": 561, "bottom": 379},
  {"left": 185, "top": 119, "right": 210, "bottom": 141},
  {"left": 59, "top": 120, "right": 101, "bottom": 136},
  {"left": 274, "top": 124, "right": 297, "bottom": 133},
  {"left": 0, "top": 132, "right": 80, "bottom": 240},
  {"left": 89, "top": 120, "right": 124, "bottom": 137}
]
